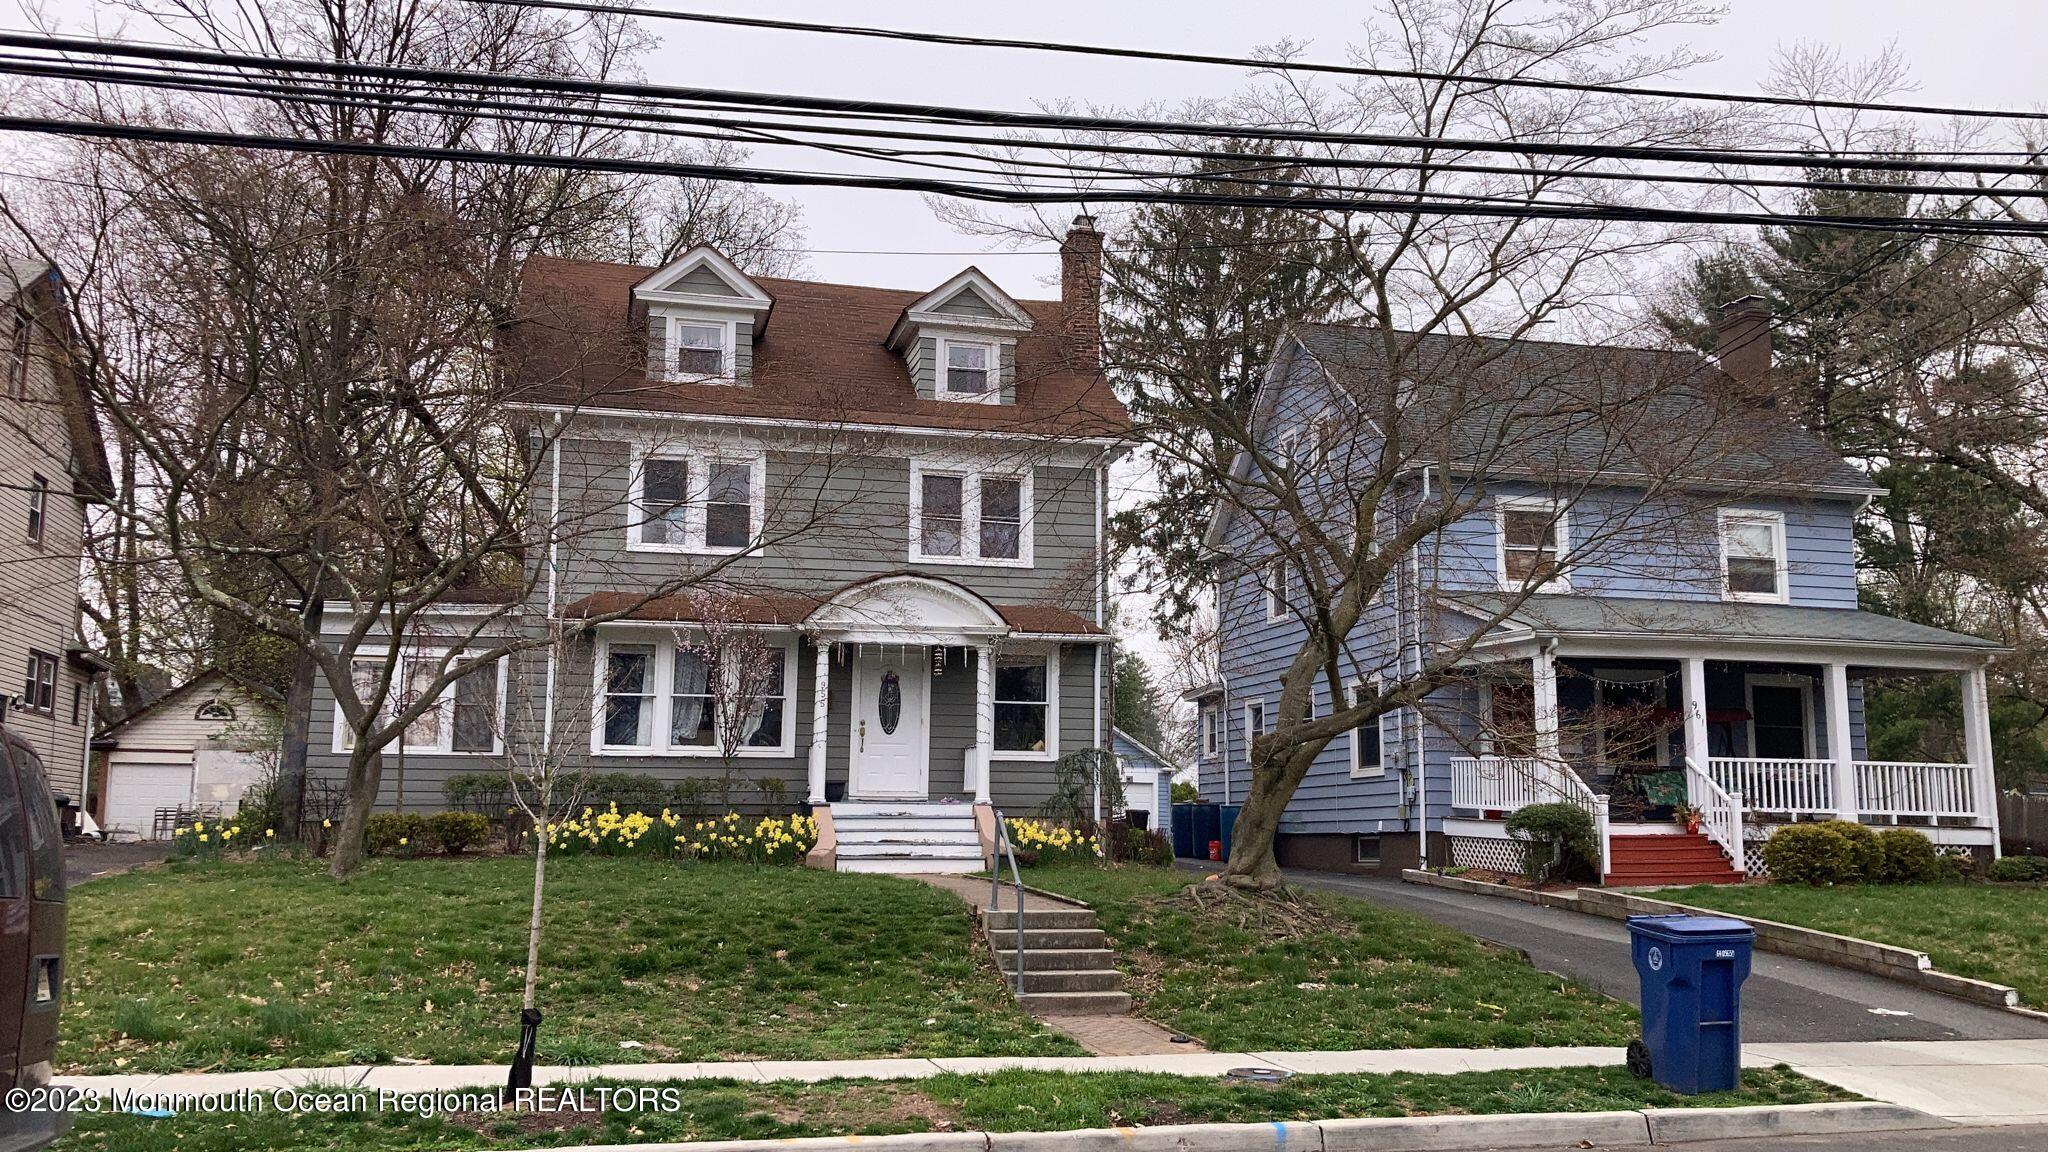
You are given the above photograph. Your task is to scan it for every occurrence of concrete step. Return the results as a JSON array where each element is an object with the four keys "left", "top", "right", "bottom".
[
  {"left": 1018, "top": 990, "right": 1132, "bottom": 1015},
  {"left": 991, "top": 947, "right": 1115, "bottom": 972},
  {"left": 1016, "top": 968, "right": 1124, "bottom": 994},
  {"left": 835, "top": 830, "right": 983, "bottom": 847},
  {"left": 837, "top": 843, "right": 984, "bottom": 860},
  {"left": 982, "top": 908, "right": 1097, "bottom": 931},
  {"left": 836, "top": 856, "right": 983, "bottom": 875},
  {"left": 1007, "top": 927, "right": 1108, "bottom": 950},
  {"left": 832, "top": 802, "right": 976, "bottom": 820}
]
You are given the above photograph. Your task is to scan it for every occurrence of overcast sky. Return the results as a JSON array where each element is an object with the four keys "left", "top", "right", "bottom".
[{"left": 637, "top": 0, "right": 2048, "bottom": 298}]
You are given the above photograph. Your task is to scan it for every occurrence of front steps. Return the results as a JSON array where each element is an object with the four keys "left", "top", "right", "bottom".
[
  {"left": 982, "top": 905, "right": 1132, "bottom": 1015},
  {"left": 831, "top": 801, "right": 984, "bottom": 874},
  {"left": 1605, "top": 831, "right": 1744, "bottom": 887}
]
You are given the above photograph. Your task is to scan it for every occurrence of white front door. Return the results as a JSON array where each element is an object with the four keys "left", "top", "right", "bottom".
[{"left": 850, "top": 651, "right": 929, "bottom": 798}]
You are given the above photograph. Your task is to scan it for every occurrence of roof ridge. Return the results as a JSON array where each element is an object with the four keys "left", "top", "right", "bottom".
[{"left": 1297, "top": 320, "right": 1705, "bottom": 359}]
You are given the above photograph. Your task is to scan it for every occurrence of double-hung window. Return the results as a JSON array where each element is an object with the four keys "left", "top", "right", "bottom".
[
  {"left": 595, "top": 634, "right": 795, "bottom": 756},
  {"left": 1265, "top": 559, "right": 1289, "bottom": 622},
  {"left": 992, "top": 651, "right": 1056, "bottom": 759},
  {"left": 1350, "top": 678, "right": 1394, "bottom": 779},
  {"left": 17, "top": 652, "right": 56, "bottom": 714},
  {"left": 665, "top": 317, "right": 732, "bottom": 380},
  {"left": 1244, "top": 698, "right": 1267, "bottom": 742},
  {"left": 7, "top": 313, "right": 25, "bottom": 400},
  {"left": 910, "top": 464, "right": 1030, "bottom": 564},
  {"left": 632, "top": 449, "right": 763, "bottom": 554},
  {"left": 1200, "top": 705, "right": 1220, "bottom": 759},
  {"left": 1719, "top": 509, "right": 1787, "bottom": 603},
  {"left": 25, "top": 474, "right": 46, "bottom": 545},
  {"left": 937, "top": 339, "right": 997, "bottom": 399},
  {"left": 1498, "top": 498, "right": 1568, "bottom": 589},
  {"left": 334, "top": 651, "right": 503, "bottom": 754}
]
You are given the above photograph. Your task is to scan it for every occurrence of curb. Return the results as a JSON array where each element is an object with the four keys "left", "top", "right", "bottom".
[
  {"left": 1402, "top": 869, "right": 2031, "bottom": 1013},
  {"left": 548, "top": 1103, "right": 1946, "bottom": 1152}
]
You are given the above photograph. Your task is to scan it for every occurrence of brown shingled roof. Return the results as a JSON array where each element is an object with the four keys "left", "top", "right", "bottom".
[
  {"left": 563, "top": 589, "right": 1101, "bottom": 637},
  {"left": 503, "top": 254, "right": 1132, "bottom": 440}
]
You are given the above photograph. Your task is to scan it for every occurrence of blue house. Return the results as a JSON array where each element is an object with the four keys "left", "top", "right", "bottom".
[{"left": 1191, "top": 301, "right": 2005, "bottom": 883}]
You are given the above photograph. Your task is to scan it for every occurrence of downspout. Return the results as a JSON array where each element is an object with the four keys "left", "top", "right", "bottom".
[{"left": 540, "top": 420, "right": 563, "bottom": 759}]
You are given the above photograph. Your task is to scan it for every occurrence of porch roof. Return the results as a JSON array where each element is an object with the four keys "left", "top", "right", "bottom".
[
  {"left": 563, "top": 588, "right": 1104, "bottom": 638},
  {"left": 1441, "top": 593, "right": 2002, "bottom": 659}
]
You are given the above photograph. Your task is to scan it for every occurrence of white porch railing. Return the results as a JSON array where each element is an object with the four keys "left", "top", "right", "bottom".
[
  {"left": 1450, "top": 756, "right": 1609, "bottom": 872},
  {"left": 1856, "top": 761, "right": 1978, "bottom": 820},
  {"left": 1683, "top": 757, "right": 1745, "bottom": 869},
  {"left": 1708, "top": 757, "right": 1833, "bottom": 817}
]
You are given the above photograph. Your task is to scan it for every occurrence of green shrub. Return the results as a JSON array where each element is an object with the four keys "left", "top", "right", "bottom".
[
  {"left": 443, "top": 773, "right": 512, "bottom": 816},
  {"left": 591, "top": 772, "right": 670, "bottom": 813},
  {"left": 1763, "top": 823, "right": 1857, "bottom": 885},
  {"left": 426, "top": 811, "right": 492, "bottom": 855},
  {"left": 1503, "top": 802, "right": 1598, "bottom": 884},
  {"left": 1826, "top": 820, "right": 1884, "bottom": 882},
  {"left": 1123, "top": 827, "right": 1173, "bottom": 867},
  {"left": 1873, "top": 828, "right": 1942, "bottom": 884},
  {"left": 1990, "top": 855, "right": 2048, "bottom": 883},
  {"left": 364, "top": 812, "right": 428, "bottom": 856}
]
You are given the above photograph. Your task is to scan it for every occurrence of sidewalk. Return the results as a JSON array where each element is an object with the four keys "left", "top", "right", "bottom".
[{"left": 1748, "top": 1040, "right": 2048, "bottom": 1125}]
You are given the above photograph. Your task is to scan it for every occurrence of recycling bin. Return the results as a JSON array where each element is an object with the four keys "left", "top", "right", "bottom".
[
  {"left": 1218, "top": 804, "right": 1240, "bottom": 862},
  {"left": 1626, "top": 914, "right": 1754, "bottom": 1094}
]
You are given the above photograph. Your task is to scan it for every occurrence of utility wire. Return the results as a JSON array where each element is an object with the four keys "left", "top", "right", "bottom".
[
  {"left": 6, "top": 31, "right": 2048, "bottom": 180},
  {"left": 466, "top": 0, "right": 2048, "bottom": 126}
]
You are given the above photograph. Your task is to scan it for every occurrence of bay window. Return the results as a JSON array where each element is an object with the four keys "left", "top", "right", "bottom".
[
  {"left": 910, "top": 462, "right": 1032, "bottom": 565},
  {"left": 992, "top": 651, "right": 1056, "bottom": 759},
  {"left": 594, "top": 633, "right": 797, "bottom": 756},
  {"left": 630, "top": 448, "right": 764, "bottom": 554}
]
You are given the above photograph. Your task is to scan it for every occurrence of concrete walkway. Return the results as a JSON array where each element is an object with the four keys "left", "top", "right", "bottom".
[
  {"left": 1279, "top": 869, "right": 2048, "bottom": 1044},
  {"left": 54, "top": 1040, "right": 2048, "bottom": 1126}
]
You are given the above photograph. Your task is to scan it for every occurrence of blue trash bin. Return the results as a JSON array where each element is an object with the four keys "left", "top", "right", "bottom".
[
  {"left": 1626, "top": 914, "right": 1754, "bottom": 1094},
  {"left": 1218, "top": 804, "right": 1240, "bottom": 862}
]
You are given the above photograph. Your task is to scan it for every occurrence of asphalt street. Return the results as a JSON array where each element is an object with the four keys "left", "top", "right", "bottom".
[{"left": 1280, "top": 870, "right": 2048, "bottom": 1044}]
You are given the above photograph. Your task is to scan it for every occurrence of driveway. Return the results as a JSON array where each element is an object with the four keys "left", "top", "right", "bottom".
[
  {"left": 65, "top": 839, "right": 170, "bottom": 887},
  {"left": 1280, "top": 870, "right": 2048, "bottom": 1044}
]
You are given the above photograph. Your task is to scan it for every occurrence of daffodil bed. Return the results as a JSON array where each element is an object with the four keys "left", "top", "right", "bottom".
[
  {"left": 1001, "top": 817, "right": 1099, "bottom": 866},
  {"left": 1018, "top": 866, "right": 1641, "bottom": 1050},
  {"left": 62, "top": 856, "right": 1082, "bottom": 1074},
  {"left": 543, "top": 807, "right": 819, "bottom": 863},
  {"left": 56, "top": 1066, "right": 1849, "bottom": 1152}
]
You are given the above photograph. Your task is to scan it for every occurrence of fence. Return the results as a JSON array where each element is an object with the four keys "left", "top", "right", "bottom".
[{"left": 1999, "top": 790, "right": 2048, "bottom": 855}]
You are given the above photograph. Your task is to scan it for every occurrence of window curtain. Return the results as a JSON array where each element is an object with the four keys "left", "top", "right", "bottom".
[{"left": 672, "top": 650, "right": 710, "bottom": 741}]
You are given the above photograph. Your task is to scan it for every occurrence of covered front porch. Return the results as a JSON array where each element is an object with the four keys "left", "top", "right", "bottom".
[{"left": 1437, "top": 594, "right": 2005, "bottom": 880}]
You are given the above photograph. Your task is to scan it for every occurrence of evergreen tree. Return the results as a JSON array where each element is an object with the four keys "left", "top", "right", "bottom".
[{"left": 1112, "top": 648, "right": 1164, "bottom": 751}]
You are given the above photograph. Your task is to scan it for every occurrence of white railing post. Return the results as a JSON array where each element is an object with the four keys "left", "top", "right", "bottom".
[
  {"left": 1593, "top": 794, "right": 1611, "bottom": 878},
  {"left": 1825, "top": 663, "right": 1859, "bottom": 821}
]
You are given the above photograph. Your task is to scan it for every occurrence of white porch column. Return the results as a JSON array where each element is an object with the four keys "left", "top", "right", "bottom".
[
  {"left": 808, "top": 640, "right": 831, "bottom": 805},
  {"left": 973, "top": 642, "right": 995, "bottom": 805},
  {"left": 1680, "top": 656, "right": 1709, "bottom": 770},
  {"left": 1532, "top": 644, "right": 1560, "bottom": 760},
  {"left": 1962, "top": 665, "right": 2001, "bottom": 849},
  {"left": 1824, "top": 662, "right": 1858, "bottom": 821}
]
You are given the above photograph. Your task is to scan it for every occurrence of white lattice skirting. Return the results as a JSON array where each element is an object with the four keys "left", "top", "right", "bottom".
[{"left": 1447, "top": 834, "right": 1526, "bottom": 874}]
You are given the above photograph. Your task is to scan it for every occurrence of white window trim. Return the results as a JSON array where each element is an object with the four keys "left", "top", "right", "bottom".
[
  {"left": 331, "top": 649, "right": 507, "bottom": 756},
  {"left": 591, "top": 631, "right": 800, "bottom": 758},
  {"left": 1199, "top": 704, "right": 1220, "bottom": 759},
  {"left": 908, "top": 460, "right": 1034, "bottom": 568},
  {"left": 1265, "top": 558, "right": 1289, "bottom": 622},
  {"left": 1243, "top": 698, "right": 1267, "bottom": 745},
  {"left": 659, "top": 313, "right": 739, "bottom": 383},
  {"left": 991, "top": 647, "right": 1060, "bottom": 762},
  {"left": 1719, "top": 508, "right": 1790, "bottom": 604},
  {"left": 1495, "top": 496, "right": 1571, "bottom": 592},
  {"left": 935, "top": 337, "right": 1001, "bottom": 402},
  {"left": 1349, "top": 677, "right": 1393, "bottom": 779},
  {"left": 626, "top": 446, "right": 768, "bottom": 556}
]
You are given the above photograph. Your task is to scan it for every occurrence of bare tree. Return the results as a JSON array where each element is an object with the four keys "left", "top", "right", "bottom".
[{"left": 670, "top": 595, "right": 788, "bottom": 809}]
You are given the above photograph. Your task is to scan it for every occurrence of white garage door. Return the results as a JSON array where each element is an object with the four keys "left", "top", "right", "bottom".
[{"left": 104, "top": 760, "right": 195, "bottom": 840}]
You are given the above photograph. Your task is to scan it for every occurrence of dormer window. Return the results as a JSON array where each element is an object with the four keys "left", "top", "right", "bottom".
[
  {"left": 670, "top": 320, "right": 730, "bottom": 379},
  {"left": 939, "top": 339, "right": 996, "bottom": 399}
]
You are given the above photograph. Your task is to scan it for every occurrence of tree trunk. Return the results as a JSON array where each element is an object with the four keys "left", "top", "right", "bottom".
[
  {"left": 274, "top": 592, "right": 324, "bottom": 840},
  {"left": 523, "top": 819, "right": 548, "bottom": 1010},
  {"left": 1220, "top": 743, "right": 1316, "bottom": 891},
  {"left": 328, "top": 746, "right": 383, "bottom": 878}
]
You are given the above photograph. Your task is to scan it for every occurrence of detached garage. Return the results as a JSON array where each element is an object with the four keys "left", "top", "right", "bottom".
[{"left": 94, "top": 671, "right": 280, "bottom": 839}]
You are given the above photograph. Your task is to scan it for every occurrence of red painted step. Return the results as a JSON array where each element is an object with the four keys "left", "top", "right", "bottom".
[{"left": 1603, "top": 832, "right": 1743, "bottom": 887}]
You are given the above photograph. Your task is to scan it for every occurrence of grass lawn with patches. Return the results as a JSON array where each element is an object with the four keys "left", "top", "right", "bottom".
[
  {"left": 65, "top": 856, "right": 1082, "bottom": 1074},
  {"left": 55, "top": 1067, "right": 1849, "bottom": 1152},
  {"left": 1017, "top": 866, "right": 1638, "bottom": 1050},
  {"left": 1652, "top": 882, "right": 2048, "bottom": 1005}
]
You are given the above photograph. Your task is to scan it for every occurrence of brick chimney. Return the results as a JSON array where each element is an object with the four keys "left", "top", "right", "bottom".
[
  {"left": 1059, "top": 214, "right": 1103, "bottom": 367},
  {"left": 1715, "top": 294, "right": 1772, "bottom": 402}
]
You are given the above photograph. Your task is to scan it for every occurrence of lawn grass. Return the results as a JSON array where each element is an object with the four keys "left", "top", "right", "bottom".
[
  {"left": 64, "top": 856, "right": 1082, "bottom": 1074},
  {"left": 1652, "top": 881, "right": 2048, "bottom": 1005},
  {"left": 1017, "top": 865, "right": 1639, "bottom": 1050},
  {"left": 53, "top": 1066, "right": 1850, "bottom": 1152}
]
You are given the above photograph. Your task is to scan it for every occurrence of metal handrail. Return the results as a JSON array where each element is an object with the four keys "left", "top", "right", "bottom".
[{"left": 989, "top": 808, "right": 1026, "bottom": 995}]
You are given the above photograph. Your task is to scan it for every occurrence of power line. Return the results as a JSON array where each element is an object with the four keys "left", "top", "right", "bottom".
[
  {"left": 467, "top": 0, "right": 2048, "bottom": 126},
  {"left": 6, "top": 31, "right": 2048, "bottom": 181},
  {"left": 9, "top": 112, "right": 2048, "bottom": 239},
  {"left": 14, "top": 52, "right": 2048, "bottom": 211}
]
